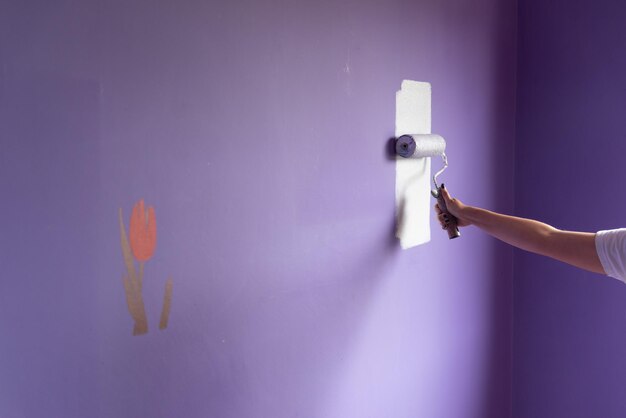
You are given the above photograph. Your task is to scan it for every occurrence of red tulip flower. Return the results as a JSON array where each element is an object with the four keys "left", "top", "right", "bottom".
[{"left": 129, "top": 199, "right": 157, "bottom": 262}]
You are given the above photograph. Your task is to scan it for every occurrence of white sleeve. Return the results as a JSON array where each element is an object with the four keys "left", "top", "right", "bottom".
[{"left": 595, "top": 229, "right": 626, "bottom": 283}]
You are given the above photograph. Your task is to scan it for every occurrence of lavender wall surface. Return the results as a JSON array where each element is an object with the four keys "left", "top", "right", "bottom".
[
  {"left": 0, "top": 1, "right": 516, "bottom": 417},
  {"left": 514, "top": 1, "right": 626, "bottom": 417}
]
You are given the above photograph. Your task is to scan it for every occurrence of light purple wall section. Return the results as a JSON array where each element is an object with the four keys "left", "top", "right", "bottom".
[
  {"left": 514, "top": 1, "right": 626, "bottom": 417},
  {"left": 0, "top": 1, "right": 516, "bottom": 417}
]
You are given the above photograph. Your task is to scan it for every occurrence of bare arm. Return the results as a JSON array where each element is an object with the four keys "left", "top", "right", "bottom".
[{"left": 436, "top": 186, "right": 605, "bottom": 275}]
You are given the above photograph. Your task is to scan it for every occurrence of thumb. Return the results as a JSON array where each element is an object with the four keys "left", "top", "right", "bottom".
[{"left": 440, "top": 184, "right": 452, "bottom": 203}]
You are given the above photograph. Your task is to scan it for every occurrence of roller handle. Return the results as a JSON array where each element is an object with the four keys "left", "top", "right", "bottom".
[{"left": 434, "top": 186, "right": 461, "bottom": 239}]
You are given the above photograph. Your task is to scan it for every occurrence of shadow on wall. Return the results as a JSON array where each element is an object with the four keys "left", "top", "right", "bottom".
[{"left": 385, "top": 136, "right": 398, "bottom": 161}]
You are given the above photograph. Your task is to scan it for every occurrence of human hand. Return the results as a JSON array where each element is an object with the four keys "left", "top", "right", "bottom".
[{"left": 434, "top": 186, "right": 472, "bottom": 229}]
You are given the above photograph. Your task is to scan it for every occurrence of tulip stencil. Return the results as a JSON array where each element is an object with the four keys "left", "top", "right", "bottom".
[
  {"left": 119, "top": 200, "right": 173, "bottom": 336},
  {"left": 130, "top": 200, "right": 156, "bottom": 260}
]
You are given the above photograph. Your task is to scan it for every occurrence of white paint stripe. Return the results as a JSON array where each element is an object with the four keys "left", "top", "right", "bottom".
[{"left": 395, "top": 80, "right": 432, "bottom": 249}]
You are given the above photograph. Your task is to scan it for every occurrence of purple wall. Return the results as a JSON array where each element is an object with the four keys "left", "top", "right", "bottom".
[
  {"left": 514, "top": 1, "right": 626, "bottom": 417},
  {"left": 0, "top": 0, "right": 516, "bottom": 417}
]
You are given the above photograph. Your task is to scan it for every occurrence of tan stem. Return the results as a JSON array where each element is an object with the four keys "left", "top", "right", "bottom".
[
  {"left": 118, "top": 208, "right": 137, "bottom": 282},
  {"left": 122, "top": 275, "right": 148, "bottom": 335},
  {"left": 159, "top": 278, "right": 173, "bottom": 330},
  {"left": 138, "top": 262, "right": 144, "bottom": 292}
]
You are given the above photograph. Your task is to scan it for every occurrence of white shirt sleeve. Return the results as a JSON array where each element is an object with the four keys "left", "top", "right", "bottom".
[{"left": 595, "top": 229, "right": 626, "bottom": 283}]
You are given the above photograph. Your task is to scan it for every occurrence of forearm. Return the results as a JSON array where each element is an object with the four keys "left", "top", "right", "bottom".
[
  {"left": 460, "top": 205, "right": 604, "bottom": 274},
  {"left": 462, "top": 206, "right": 557, "bottom": 255}
]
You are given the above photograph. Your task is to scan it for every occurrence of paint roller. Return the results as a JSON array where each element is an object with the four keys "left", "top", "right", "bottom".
[{"left": 395, "top": 134, "right": 460, "bottom": 239}]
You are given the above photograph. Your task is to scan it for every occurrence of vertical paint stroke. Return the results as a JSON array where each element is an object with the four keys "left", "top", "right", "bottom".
[
  {"left": 395, "top": 80, "right": 432, "bottom": 248},
  {"left": 159, "top": 278, "right": 173, "bottom": 330}
]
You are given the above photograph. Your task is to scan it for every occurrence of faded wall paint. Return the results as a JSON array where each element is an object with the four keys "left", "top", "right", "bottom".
[{"left": 0, "top": 0, "right": 517, "bottom": 417}]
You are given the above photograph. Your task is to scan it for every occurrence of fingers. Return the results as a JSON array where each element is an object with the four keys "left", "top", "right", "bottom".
[
  {"left": 440, "top": 185, "right": 452, "bottom": 203},
  {"left": 437, "top": 212, "right": 452, "bottom": 229},
  {"left": 434, "top": 187, "right": 452, "bottom": 214},
  {"left": 435, "top": 185, "right": 461, "bottom": 229}
]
